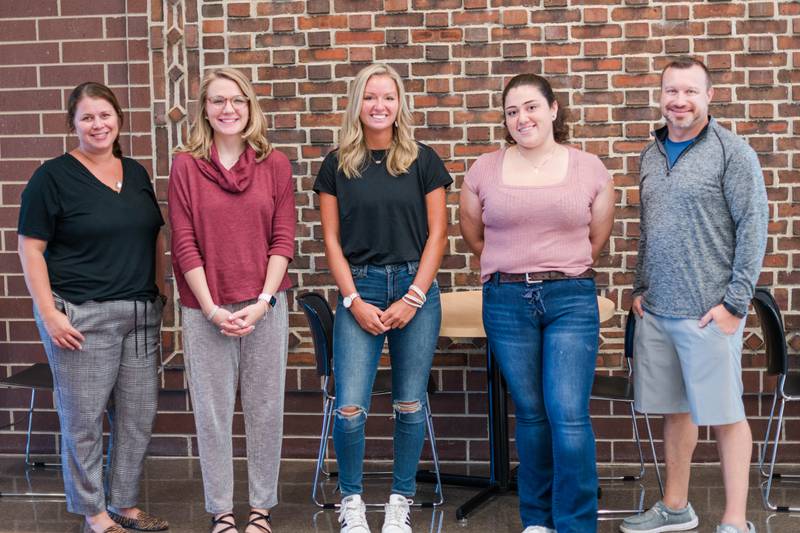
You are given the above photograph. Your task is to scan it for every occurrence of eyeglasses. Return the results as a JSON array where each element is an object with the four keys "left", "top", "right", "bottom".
[{"left": 206, "top": 96, "right": 249, "bottom": 109}]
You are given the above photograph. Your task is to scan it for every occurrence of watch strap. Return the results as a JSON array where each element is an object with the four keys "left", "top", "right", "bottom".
[{"left": 258, "top": 293, "right": 277, "bottom": 308}]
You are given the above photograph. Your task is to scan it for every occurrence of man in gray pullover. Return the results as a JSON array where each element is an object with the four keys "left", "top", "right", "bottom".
[{"left": 620, "top": 58, "right": 768, "bottom": 533}]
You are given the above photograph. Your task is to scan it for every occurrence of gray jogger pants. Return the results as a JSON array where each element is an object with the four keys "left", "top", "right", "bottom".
[
  {"left": 34, "top": 295, "right": 163, "bottom": 516},
  {"left": 181, "top": 293, "right": 289, "bottom": 514}
]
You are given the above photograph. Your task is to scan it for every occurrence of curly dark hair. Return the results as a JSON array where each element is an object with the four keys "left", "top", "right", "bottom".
[{"left": 501, "top": 73, "right": 568, "bottom": 144}]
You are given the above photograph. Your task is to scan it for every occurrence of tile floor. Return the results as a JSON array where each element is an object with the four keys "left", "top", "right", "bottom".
[{"left": 1, "top": 458, "right": 799, "bottom": 532}]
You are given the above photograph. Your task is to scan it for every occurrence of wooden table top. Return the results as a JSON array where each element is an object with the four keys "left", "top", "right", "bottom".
[{"left": 439, "top": 290, "right": 616, "bottom": 339}]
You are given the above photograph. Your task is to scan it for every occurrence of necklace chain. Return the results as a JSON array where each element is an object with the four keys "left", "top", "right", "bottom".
[
  {"left": 371, "top": 149, "right": 385, "bottom": 165},
  {"left": 75, "top": 148, "right": 123, "bottom": 192},
  {"left": 516, "top": 144, "right": 558, "bottom": 173}
]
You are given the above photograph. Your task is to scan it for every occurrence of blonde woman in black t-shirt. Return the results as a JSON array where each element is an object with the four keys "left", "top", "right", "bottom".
[
  {"left": 313, "top": 63, "right": 452, "bottom": 533},
  {"left": 17, "top": 82, "right": 167, "bottom": 533}
]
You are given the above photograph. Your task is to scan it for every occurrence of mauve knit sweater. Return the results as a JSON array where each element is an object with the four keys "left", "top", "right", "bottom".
[
  {"left": 464, "top": 145, "right": 611, "bottom": 282},
  {"left": 168, "top": 145, "right": 295, "bottom": 309}
]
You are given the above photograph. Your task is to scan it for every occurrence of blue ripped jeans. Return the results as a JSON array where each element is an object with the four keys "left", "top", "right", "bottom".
[
  {"left": 483, "top": 276, "right": 599, "bottom": 533},
  {"left": 332, "top": 262, "right": 441, "bottom": 497}
]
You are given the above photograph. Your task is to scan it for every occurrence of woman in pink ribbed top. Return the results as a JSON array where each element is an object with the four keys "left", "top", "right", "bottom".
[{"left": 460, "top": 74, "right": 615, "bottom": 533}]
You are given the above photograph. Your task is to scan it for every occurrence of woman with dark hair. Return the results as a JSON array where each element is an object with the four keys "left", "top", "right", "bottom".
[
  {"left": 460, "top": 73, "right": 615, "bottom": 533},
  {"left": 17, "top": 82, "right": 168, "bottom": 533}
]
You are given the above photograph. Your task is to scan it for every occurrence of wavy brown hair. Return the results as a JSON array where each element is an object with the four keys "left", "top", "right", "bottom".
[
  {"left": 338, "top": 63, "right": 417, "bottom": 178},
  {"left": 175, "top": 67, "right": 272, "bottom": 161},
  {"left": 501, "top": 73, "right": 569, "bottom": 144},
  {"left": 67, "top": 82, "right": 124, "bottom": 158}
]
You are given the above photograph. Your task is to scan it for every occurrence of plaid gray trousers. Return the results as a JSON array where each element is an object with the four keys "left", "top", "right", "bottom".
[{"left": 35, "top": 294, "right": 163, "bottom": 516}]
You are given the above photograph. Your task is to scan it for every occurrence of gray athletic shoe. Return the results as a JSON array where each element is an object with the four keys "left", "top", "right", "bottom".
[
  {"left": 620, "top": 501, "right": 699, "bottom": 532},
  {"left": 715, "top": 522, "right": 755, "bottom": 533}
]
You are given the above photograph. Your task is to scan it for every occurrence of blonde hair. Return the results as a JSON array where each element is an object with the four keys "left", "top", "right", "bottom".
[
  {"left": 338, "top": 63, "right": 418, "bottom": 178},
  {"left": 175, "top": 67, "right": 272, "bottom": 161}
]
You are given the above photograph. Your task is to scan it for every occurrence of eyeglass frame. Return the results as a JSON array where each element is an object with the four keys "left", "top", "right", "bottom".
[{"left": 205, "top": 95, "right": 250, "bottom": 110}]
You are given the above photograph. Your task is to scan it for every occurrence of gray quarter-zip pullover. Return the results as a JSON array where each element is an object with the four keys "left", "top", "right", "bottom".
[{"left": 633, "top": 117, "right": 769, "bottom": 319}]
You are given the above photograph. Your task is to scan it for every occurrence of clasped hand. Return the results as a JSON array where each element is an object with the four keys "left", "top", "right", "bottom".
[
  {"left": 212, "top": 302, "right": 269, "bottom": 337},
  {"left": 351, "top": 298, "right": 418, "bottom": 335}
]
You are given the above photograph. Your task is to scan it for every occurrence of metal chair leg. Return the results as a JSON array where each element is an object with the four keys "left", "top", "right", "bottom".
[
  {"left": 312, "top": 398, "right": 335, "bottom": 508},
  {"left": 759, "top": 387, "right": 780, "bottom": 478},
  {"left": 643, "top": 413, "right": 664, "bottom": 496},
  {"left": 424, "top": 397, "right": 444, "bottom": 506},
  {"left": 599, "top": 404, "right": 646, "bottom": 483},
  {"left": 0, "top": 390, "right": 65, "bottom": 499},
  {"left": 24, "top": 389, "right": 35, "bottom": 467},
  {"left": 630, "top": 405, "right": 646, "bottom": 480},
  {"left": 762, "top": 399, "right": 786, "bottom": 511},
  {"left": 597, "top": 484, "right": 647, "bottom": 516},
  {"left": 22, "top": 389, "right": 59, "bottom": 469}
]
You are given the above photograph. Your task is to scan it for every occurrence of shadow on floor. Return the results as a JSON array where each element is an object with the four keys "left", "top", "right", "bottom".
[{"left": 1, "top": 458, "right": 799, "bottom": 532}]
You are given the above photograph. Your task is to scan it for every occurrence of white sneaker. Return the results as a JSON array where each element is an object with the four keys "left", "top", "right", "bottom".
[
  {"left": 381, "top": 494, "right": 412, "bottom": 533},
  {"left": 339, "top": 495, "right": 370, "bottom": 533},
  {"left": 522, "top": 527, "right": 556, "bottom": 533}
]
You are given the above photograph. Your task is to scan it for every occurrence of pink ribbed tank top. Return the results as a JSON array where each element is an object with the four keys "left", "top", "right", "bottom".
[{"left": 463, "top": 146, "right": 611, "bottom": 282}]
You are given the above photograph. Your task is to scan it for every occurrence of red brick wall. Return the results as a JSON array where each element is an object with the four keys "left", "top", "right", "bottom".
[{"left": 2, "top": 0, "right": 799, "bottom": 465}]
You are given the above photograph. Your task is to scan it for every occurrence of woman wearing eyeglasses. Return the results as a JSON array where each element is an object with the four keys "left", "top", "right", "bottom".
[{"left": 168, "top": 68, "right": 295, "bottom": 533}]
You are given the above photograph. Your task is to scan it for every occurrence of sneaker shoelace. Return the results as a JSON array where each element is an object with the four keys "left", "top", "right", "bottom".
[
  {"left": 384, "top": 499, "right": 411, "bottom": 527},
  {"left": 339, "top": 500, "right": 368, "bottom": 529}
]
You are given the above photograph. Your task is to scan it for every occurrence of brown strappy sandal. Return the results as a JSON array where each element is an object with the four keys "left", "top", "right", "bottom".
[
  {"left": 210, "top": 512, "right": 238, "bottom": 533},
  {"left": 245, "top": 510, "right": 272, "bottom": 533}
]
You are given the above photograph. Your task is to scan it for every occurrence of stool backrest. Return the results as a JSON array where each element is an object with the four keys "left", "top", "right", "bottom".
[
  {"left": 298, "top": 292, "right": 334, "bottom": 378},
  {"left": 752, "top": 288, "right": 788, "bottom": 376}
]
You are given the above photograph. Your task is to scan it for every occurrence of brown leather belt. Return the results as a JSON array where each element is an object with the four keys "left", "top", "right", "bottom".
[{"left": 495, "top": 269, "right": 595, "bottom": 284}]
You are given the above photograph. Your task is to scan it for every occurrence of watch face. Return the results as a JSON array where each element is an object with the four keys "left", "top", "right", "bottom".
[{"left": 343, "top": 296, "right": 352, "bottom": 308}]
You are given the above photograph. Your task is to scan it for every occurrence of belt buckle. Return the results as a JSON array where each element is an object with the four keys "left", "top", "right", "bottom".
[{"left": 525, "top": 273, "right": 543, "bottom": 284}]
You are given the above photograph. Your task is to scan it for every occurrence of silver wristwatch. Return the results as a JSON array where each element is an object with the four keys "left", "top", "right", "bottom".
[{"left": 343, "top": 292, "right": 360, "bottom": 309}]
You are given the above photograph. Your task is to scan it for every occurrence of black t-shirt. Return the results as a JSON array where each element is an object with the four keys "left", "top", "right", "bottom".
[
  {"left": 313, "top": 143, "right": 452, "bottom": 265},
  {"left": 17, "top": 154, "right": 164, "bottom": 304}
]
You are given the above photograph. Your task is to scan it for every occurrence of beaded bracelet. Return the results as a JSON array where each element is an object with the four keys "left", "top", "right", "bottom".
[{"left": 207, "top": 305, "right": 220, "bottom": 322}]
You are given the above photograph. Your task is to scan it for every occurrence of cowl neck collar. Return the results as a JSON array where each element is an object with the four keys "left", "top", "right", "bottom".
[{"left": 196, "top": 143, "right": 256, "bottom": 193}]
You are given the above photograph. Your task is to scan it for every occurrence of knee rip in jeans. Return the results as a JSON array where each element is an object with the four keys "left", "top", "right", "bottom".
[
  {"left": 393, "top": 400, "right": 425, "bottom": 422},
  {"left": 336, "top": 406, "right": 367, "bottom": 422}
]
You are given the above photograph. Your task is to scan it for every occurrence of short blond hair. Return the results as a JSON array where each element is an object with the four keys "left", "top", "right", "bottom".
[
  {"left": 175, "top": 67, "right": 272, "bottom": 161},
  {"left": 338, "top": 63, "right": 417, "bottom": 178}
]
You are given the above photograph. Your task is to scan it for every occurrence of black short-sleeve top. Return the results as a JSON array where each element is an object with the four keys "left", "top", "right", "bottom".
[
  {"left": 17, "top": 154, "right": 164, "bottom": 304},
  {"left": 313, "top": 142, "right": 452, "bottom": 265}
]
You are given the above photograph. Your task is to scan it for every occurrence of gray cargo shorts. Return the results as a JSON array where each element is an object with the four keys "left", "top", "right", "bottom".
[{"left": 632, "top": 310, "right": 747, "bottom": 426}]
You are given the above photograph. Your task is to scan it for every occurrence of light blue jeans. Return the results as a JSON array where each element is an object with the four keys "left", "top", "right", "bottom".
[
  {"left": 332, "top": 262, "right": 441, "bottom": 497},
  {"left": 483, "top": 276, "right": 599, "bottom": 533}
]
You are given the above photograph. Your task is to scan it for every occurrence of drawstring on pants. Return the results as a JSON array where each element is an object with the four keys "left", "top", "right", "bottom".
[{"left": 133, "top": 300, "right": 148, "bottom": 357}]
